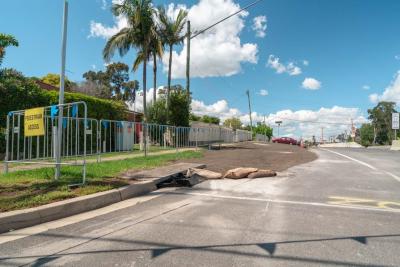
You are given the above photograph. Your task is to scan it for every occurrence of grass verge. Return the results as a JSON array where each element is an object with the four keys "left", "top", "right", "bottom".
[{"left": 0, "top": 150, "right": 202, "bottom": 212}]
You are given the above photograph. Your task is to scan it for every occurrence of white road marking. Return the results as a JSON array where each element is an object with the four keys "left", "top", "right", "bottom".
[
  {"left": 385, "top": 171, "right": 400, "bottom": 182},
  {"left": 185, "top": 192, "right": 400, "bottom": 214},
  {"left": 0, "top": 194, "right": 161, "bottom": 245},
  {"left": 321, "top": 148, "right": 400, "bottom": 184},
  {"left": 321, "top": 149, "right": 377, "bottom": 170}
]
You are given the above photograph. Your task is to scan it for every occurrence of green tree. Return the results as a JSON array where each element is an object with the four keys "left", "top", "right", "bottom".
[
  {"left": 40, "top": 73, "right": 76, "bottom": 92},
  {"left": 223, "top": 117, "right": 242, "bottom": 130},
  {"left": 0, "top": 69, "right": 47, "bottom": 129},
  {"left": 0, "top": 33, "right": 19, "bottom": 66},
  {"left": 169, "top": 89, "right": 190, "bottom": 126},
  {"left": 157, "top": 6, "right": 188, "bottom": 120},
  {"left": 103, "top": 0, "right": 155, "bottom": 122},
  {"left": 368, "top": 101, "right": 397, "bottom": 144},
  {"left": 106, "top": 62, "right": 129, "bottom": 99},
  {"left": 359, "top": 123, "right": 374, "bottom": 147},
  {"left": 189, "top": 113, "right": 201, "bottom": 122},
  {"left": 132, "top": 31, "right": 163, "bottom": 103},
  {"left": 253, "top": 123, "right": 273, "bottom": 139},
  {"left": 123, "top": 80, "right": 139, "bottom": 104},
  {"left": 82, "top": 70, "right": 112, "bottom": 99},
  {"left": 201, "top": 115, "right": 220, "bottom": 125},
  {"left": 148, "top": 89, "right": 190, "bottom": 126},
  {"left": 147, "top": 97, "right": 168, "bottom": 125}
]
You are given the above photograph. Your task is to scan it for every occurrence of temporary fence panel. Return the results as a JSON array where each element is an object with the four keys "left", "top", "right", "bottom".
[
  {"left": 99, "top": 119, "right": 136, "bottom": 156},
  {"left": 255, "top": 133, "right": 269, "bottom": 142},
  {"left": 4, "top": 102, "right": 88, "bottom": 182},
  {"left": 234, "top": 129, "right": 253, "bottom": 142}
]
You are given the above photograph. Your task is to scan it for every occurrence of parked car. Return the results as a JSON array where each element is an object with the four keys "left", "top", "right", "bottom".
[{"left": 272, "top": 137, "right": 299, "bottom": 145}]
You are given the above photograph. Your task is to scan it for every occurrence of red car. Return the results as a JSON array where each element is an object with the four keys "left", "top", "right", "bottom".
[{"left": 272, "top": 137, "right": 299, "bottom": 145}]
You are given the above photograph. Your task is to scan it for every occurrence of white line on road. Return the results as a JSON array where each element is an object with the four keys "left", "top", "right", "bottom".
[
  {"left": 385, "top": 171, "right": 400, "bottom": 183},
  {"left": 321, "top": 148, "right": 400, "bottom": 184},
  {"left": 185, "top": 192, "right": 400, "bottom": 214},
  {"left": 321, "top": 149, "right": 377, "bottom": 170}
]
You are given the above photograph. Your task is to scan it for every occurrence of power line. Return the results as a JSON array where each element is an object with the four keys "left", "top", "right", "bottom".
[
  {"left": 273, "top": 116, "right": 363, "bottom": 126},
  {"left": 191, "top": 0, "right": 263, "bottom": 39}
]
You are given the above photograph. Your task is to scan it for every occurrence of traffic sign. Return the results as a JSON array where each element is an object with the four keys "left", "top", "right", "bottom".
[
  {"left": 24, "top": 107, "right": 45, "bottom": 136},
  {"left": 393, "top": 113, "right": 399, "bottom": 130}
]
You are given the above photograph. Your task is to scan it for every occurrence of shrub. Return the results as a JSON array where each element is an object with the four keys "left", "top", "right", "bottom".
[{"left": 148, "top": 89, "right": 190, "bottom": 127}]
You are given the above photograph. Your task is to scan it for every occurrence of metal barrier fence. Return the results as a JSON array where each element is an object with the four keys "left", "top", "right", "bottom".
[
  {"left": 255, "top": 133, "right": 270, "bottom": 142},
  {"left": 235, "top": 129, "right": 253, "bottom": 142},
  {"left": 4, "top": 102, "right": 88, "bottom": 182},
  {"left": 3, "top": 107, "right": 253, "bottom": 177}
]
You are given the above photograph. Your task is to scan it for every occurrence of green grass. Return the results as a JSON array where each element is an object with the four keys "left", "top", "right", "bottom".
[{"left": 0, "top": 150, "right": 202, "bottom": 212}]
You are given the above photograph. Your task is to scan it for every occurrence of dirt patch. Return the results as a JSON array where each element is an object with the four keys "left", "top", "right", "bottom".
[{"left": 178, "top": 142, "right": 317, "bottom": 173}]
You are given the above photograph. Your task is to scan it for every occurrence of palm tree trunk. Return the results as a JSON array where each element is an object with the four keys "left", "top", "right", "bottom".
[
  {"left": 166, "top": 44, "right": 173, "bottom": 124},
  {"left": 153, "top": 51, "right": 157, "bottom": 103},
  {"left": 143, "top": 55, "right": 147, "bottom": 122}
]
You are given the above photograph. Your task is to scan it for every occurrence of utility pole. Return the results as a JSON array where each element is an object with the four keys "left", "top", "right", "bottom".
[
  {"left": 246, "top": 90, "right": 253, "bottom": 134},
  {"left": 275, "top": 121, "right": 282, "bottom": 137},
  {"left": 321, "top": 127, "right": 324, "bottom": 144},
  {"left": 55, "top": 0, "right": 68, "bottom": 180},
  {"left": 263, "top": 115, "right": 267, "bottom": 142},
  {"left": 185, "top": 20, "right": 191, "bottom": 100}
]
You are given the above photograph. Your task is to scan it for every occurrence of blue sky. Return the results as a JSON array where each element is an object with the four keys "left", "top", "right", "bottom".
[{"left": 2, "top": 0, "right": 400, "bottom": 138}]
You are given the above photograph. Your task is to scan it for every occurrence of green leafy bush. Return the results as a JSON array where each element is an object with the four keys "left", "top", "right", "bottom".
[{"left": 148, "top": 88, "right": 190, "bottom": 127}]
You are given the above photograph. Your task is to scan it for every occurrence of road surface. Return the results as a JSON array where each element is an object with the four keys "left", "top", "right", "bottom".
[{"left": 1, "top": 147, "right": 400, "bottom": 266}]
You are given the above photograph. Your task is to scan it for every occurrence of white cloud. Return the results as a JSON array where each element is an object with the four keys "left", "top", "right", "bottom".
[
  {"left": 303, "top": 60, "right": 309, "bottom": 66},
  {"left": 264, "top": 106, "right": 367, "bottom": 139},
  {"left": 89, "top": 15, "right": 128, "bottom": 39},
  {"left": 252, "top": 15, "right": 267, "bottom": 38},
  {"left": 161, "top": 0, "right": 258, "bottom": 78},
  {"left": 126, "top": 86, "right": 166, "bottom": 112},
  {"left": 258, "top": 89, "right": 268, "bottom": 96},
  {"left": 362, "top": 85, "right": 370, "bottom": 90},
  {"left": 368, "top": 71, "right": 400, "bottom": 104},
  {"left": 395, "top": 55, "right": 400, "bottom": 60},
  {"left": 101, "top": 0, "right": 107, "bottom": 10},
  {"left": 189, "top": 98, "right": 367, "bottom": 139},
  {"left": 302, "top": 77, "right": 321, "bottom": 90},
  {"left": 191, "top": 99, "right": 242, "bottom": 121},
  {"left": 267, "top": 55, "right": 302, "bottom": 76},
  {"left": 89, "top": 0, "right": 258, "bottom": 78},
  {"left": 369, "top": 93, "right": 379, "bottom": 104},
  {"left": 91, "top": 64, "right": 96, "bottom": 70}
]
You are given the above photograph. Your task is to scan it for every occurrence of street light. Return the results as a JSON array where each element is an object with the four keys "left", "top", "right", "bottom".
[{"left": 275, "top": 120, "right": 282, "bottom": 137}]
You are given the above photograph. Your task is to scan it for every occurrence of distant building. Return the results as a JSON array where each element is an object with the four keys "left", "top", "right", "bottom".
[{"left": 35, "top": 80, "right": 58, "bottom": 91}]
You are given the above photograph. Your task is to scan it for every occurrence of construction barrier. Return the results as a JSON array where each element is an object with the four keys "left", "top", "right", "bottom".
[
  {"left": 3, "top": 103, "right": 253, "bottom": 177},
  {"left": 4, "top": 102, "right": 88, "bottom": 182}
]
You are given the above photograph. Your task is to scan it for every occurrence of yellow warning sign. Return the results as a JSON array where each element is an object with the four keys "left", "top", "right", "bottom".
[{"left": 24, "top": 107, "right": 45, "bottom": 136}]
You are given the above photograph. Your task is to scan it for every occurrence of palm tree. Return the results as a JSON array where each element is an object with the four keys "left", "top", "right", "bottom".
[
  {"left": 103, "top": 0, "right": 155, "bottom": 121},
  {"left": 132, "top": 31, "right": 163, "bottom": 103},
  {"left": 157, "top": 7, "right": 188, "bottom": 121},
  {"left": 0, "top": 33, "right": 19, "bottom": 66}
]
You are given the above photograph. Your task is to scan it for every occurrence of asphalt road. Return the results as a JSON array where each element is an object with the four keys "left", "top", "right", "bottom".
[{"left": 1, "top": 146, "right": 400, "bottom": 266}]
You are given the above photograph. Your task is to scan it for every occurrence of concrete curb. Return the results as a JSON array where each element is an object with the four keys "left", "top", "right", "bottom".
[
  {"left": 0, "top": 182, "right": 156, "bottom": 234},
  {"left": 0, "top": 162, "right": 206, "bottom": 234}
]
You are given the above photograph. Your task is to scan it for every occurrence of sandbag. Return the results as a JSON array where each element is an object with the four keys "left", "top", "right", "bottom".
[
  {"left": 186, "top": 168, "right": 223, "bottom": 179},
  {"left": 247, "top": 169, "right": 277, "bottom": 178},
  {"left": 223, "top": 167, "right": 258, "bottom": 179}
]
